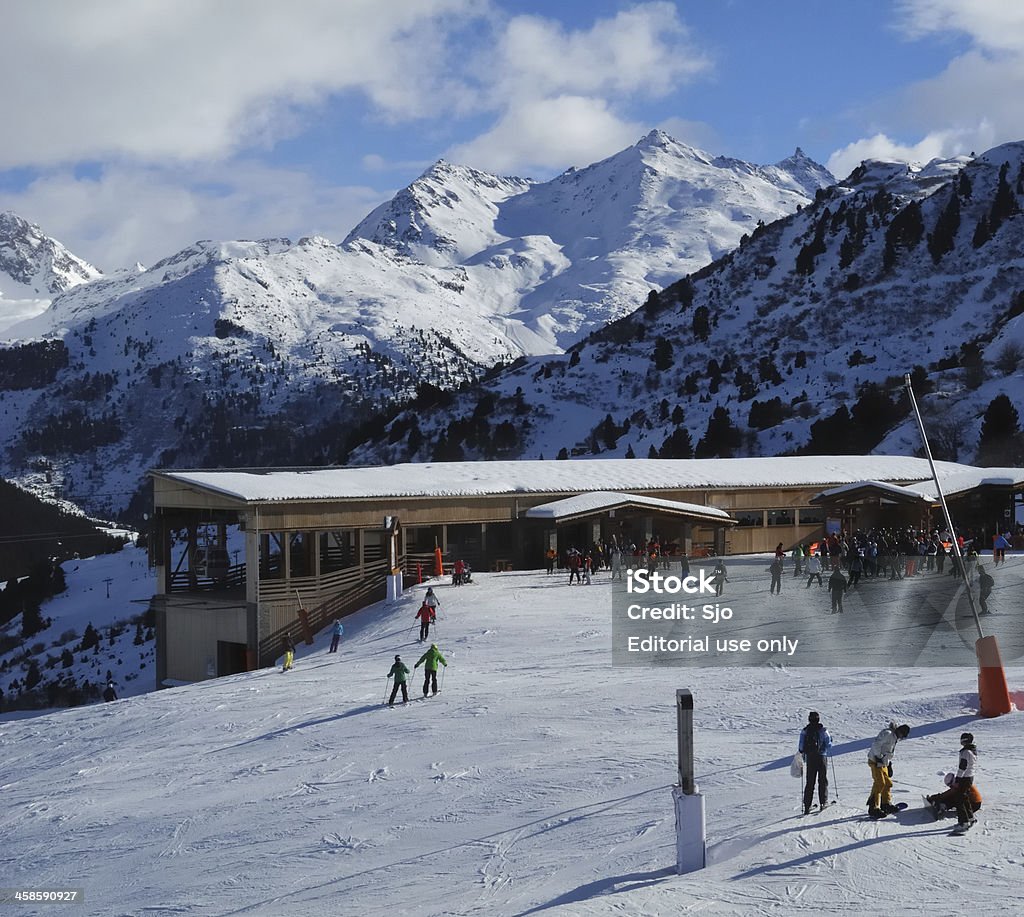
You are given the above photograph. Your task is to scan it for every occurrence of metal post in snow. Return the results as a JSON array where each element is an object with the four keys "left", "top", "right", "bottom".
[{"left": 902, "top": 374, "right": 983, "bottom": 641}]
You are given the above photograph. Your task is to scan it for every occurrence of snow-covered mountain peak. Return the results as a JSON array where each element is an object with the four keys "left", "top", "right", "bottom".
[{"left": 0, "top": 211, "right": 103, "bottom": 334}]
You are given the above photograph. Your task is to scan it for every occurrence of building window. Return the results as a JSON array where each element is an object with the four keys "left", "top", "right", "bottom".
[
  {"left": 734, "top": 511, "right": 764, "bottom": 527},
  {"left": 798, "top": 507, "right": 824, "bottom": 526},
  {"left": 767, "top": 510, "right": 794, "bottom": 526}
]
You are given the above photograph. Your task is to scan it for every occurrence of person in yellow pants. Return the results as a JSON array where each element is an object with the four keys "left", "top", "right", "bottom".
[
  {"left": 282, "top": 633, "right": 295, "bottom": 672},
  {"left": 867, "top": 722, "right": 910, "bottom": 817}
]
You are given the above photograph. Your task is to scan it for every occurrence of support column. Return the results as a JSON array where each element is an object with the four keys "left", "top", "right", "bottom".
[{"left": 674, "top": 688, "right": 706, "bottom": 874}]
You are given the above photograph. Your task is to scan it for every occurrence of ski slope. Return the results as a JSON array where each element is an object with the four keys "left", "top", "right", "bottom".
[{"left": 1, "top": 563, "right": 1022, "bottom": 916}]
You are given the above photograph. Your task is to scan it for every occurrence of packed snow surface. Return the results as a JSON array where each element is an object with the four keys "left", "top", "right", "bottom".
[{"left": 2, "top": 560, "right": 1021, "bottom": 916}]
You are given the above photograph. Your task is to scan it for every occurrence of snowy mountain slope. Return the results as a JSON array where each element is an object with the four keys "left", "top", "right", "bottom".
[
  {"left": 355, "top": 142, "right": 1024, "bottom": 469},
  {"left": 2, "top": 563, "right": 1021, "bottom": 916},
  {"left": 0, "top": 134, "right": 831, "bottom": 516},
  {"left": 0, "top": 212, "right": 102, "bottom": 334}
]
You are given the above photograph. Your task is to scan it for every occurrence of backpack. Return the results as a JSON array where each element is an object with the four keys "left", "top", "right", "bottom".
[{"left": 805, "top": 723, "right": 826, "bottom": 755}]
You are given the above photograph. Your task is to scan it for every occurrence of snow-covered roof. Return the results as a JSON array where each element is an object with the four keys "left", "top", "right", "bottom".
[
  {"left": 153, "top": 455, "right": 1007, "bottom": 504},
  {"left": 523, "top": 491, "right": 733, "bottom": 523},
  {"left": 812, "top": 480, "right": 936, "bottom": 504}
]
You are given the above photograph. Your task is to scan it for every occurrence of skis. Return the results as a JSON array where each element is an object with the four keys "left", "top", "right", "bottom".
[{"left": 799, "top": 803, "right": 830, "bottom": 817}]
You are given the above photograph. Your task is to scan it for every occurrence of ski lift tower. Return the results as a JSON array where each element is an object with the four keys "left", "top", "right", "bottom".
[{"left": 674, "top": 688, "right": 706, "bottom": 873}]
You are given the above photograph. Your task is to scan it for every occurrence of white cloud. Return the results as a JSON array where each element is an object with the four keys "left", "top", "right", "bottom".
[
  {"left": 446, "top": 3, "right": 711, "bottom": 174},
  {"left": 0, "top": 163, "right": 387, "bottom": 271},
  {"left": 492, "top": 3, "right": 709, "bottom": 101},
  {"left": 0, "top": 0, "right": 478, "bottom": 168},
  {"left": 445, "top": 96, "right": 644, "bottom": 174},
  {"left": 830, "top": 2, "right": 1024, "bottom": 173},
  {"left": 827, "top": 125, "right": 993, "bottom": 180}
]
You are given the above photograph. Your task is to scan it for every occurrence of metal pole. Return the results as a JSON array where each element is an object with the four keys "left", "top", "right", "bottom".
[
  {"left": 903, "top": 374, "right": 984, "bottom": 641},
  {"left": 676, "top": 689, "right": 695, "bottom": 794}
]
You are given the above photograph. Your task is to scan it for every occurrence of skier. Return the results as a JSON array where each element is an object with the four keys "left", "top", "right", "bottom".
[
  {"left": 282, "top": 633, "right": 295, "bottom": 672},
  {"left": 805, "top": 551, "right": 823, "bottom": 587},
  {"left": 977, "top": 564, "right": 994, "bottom": 615},
  {"left": 828, "top": 566, "right": 848, "bottom": 614},
  {"left": 453, "top": 558, "right": 466, "bottom": 586},
  {"left": 798, "top": 711, "right": 832, "bottom": 814},
  {"left": 329, "top": 618, "right": 344, "bottom": 653},
  {"left": 415, "top": 602, "right": 436, "bottom": 642},
  {"left": 769, "top": 554, "right": 783, "bottom": 595},
  {"left": 947, "top": 732, "right": 979, "bottom": 833},
  {"left": 102, "top": 682, "right": 118, "bottom": 702},
  {"left": 423, "top": 587, "right": 441, "bottom": 616},
  {"left": 414, "top": 643, "right": 448, "bottom": 696},
  {"left": 387, "top": 655, "right": 410, "bottom": 706},
  {"left": 866, "top": 722, "right": 911, "bottom": 817}
]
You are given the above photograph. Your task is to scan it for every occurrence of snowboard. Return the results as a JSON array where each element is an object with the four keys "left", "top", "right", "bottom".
[
  {"left": 923, "top": 794, "right": 954, "bottom": 820},
  {"left": 867, "top": 802, "right": 908, "bottom": 820},
  {"left": 951, "top": 819, "right": 976, "bottom": 836}
]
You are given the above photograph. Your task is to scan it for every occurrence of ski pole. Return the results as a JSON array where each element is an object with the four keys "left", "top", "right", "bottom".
[
  {"left": 384, "top": 674, "right": 392, "bottom": 706},
  {"left": 441, "top": 665, "right": 447, "bottom": 692},
  {"left": 830, "top": 755, "right": 840, "bottom": 803}
]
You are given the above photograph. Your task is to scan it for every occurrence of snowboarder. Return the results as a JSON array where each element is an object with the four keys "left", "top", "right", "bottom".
[
  {"left": 828, "top": 567, "right": 848, "bottom": 614},
  {"left": 798, "top": 711, "right": 833, "bottom": 814},
  {"left": 926, "top": 770, "right": 982, "bottom": 818},
  {"left": 866, "top": 722, "right": 911, "bottom": 817},
  {"left": 102, "top": 682, "right": 117, "bottom": 702},
  {"left": 387, "top": 655, "right": 410, "bottom": 706},
  {"left": 415, "top": 602, "right": 436, "bottom": 642},
  {"left": 977, "top": 565, "right": 994, "bottom": 615},
  {"left": 329, "top": 618, "right": 344, "bottom": 653},
  {"left": 282, "top": 633, "right": 295, "bottom": 672},
  {"left": 414, "top": 643, "right": 448, "bottom": 696},
  {"left": 948, "top": 732, "right": 979, "bottom": 833}
]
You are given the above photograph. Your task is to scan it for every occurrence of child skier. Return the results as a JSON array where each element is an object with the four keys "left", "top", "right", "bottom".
[
  {"left": 282, "top": 633, "right": 295, "bottom": 672},
  {"left": 415, "top": 602, "right": 436, "bottom": 642},
  {"left": 387, "top": 655, "right": 409, "bottom": 706},
  {"left": 329, "top": 618, "right": 344, "bottom": 653}
]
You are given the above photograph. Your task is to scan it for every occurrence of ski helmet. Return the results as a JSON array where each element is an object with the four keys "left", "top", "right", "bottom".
[
  {"left": 431, "top": 643, "right": 437, "bottom": 649},
  {"left": 895, "top": 724, "right": 911, "bottom": 739},
  {"left": 395, "top": 655, "right": 401, "bottom": 661},
  {"left": 808, "top": 711, "right": 820, "bottom": 723},
  {"left": 960, "top": 732, "right": 974, "bottom": 746},
  {"left": 943, "top": 772, "right": 955, "bottom": 787}
]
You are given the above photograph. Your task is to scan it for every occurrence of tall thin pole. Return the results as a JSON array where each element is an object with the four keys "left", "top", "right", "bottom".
[{"left": 903, "top": 374, "right": 984, "bottom": 641}]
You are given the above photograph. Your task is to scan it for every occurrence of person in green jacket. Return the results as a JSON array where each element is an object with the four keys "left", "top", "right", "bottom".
[
  {"left": 414, "top": 643, "right": 448, "bottom": 696},
  {"left": 387, "top": 655, "right": 410, "bottom": 706}
]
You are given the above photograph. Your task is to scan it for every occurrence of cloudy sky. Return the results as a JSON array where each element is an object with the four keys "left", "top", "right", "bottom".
[{"left": 0, "top": 0, "right": 1019, "bottom": 270}]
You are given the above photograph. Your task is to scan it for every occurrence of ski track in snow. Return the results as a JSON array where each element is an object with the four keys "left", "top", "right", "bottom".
[{"left": 1, "top": 565, "right": 1022, "bottom": 916}]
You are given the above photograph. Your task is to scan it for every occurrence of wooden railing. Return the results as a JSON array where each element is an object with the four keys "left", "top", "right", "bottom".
[{"left": 259, "top": 559, "right": 390, "bottom": 665}]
